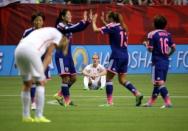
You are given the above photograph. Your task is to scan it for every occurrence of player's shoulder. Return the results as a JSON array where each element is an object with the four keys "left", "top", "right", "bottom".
[
  {"left": 97, "top": 64, "right": 105, "bottom": 69},
  {"left": 24, "top": 27, "right": 34, "bottom": 33},
  {"left": 148, "top": 29, "right": 162, "bottom": 39},
  {"left": 106, "top": 22, "right": 120, "bottom": 28},
  {"left": 22, "top": 27, "right": 34, "bottom": 37}
]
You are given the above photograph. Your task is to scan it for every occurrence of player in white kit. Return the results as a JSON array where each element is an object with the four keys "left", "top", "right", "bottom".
[
  {"left": 15, "top": 27, "right": 68, "bottom": 123},
  {"left": 82, "top": 54, "right": 106, "bottom": 90}
]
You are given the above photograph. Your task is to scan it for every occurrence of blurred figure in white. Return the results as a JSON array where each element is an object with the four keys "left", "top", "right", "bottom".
[
  {"left": 82, "top": 54, "right": 106, "bottom": 90},
  {"left": 15, "top": 27, "right": 68, "bottom": 123}
]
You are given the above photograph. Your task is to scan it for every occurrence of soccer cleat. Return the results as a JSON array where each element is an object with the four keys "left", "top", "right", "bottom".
[
  {"left": 99, "top": 87, "right": 104, "bottom": 90},
  {"left": 136, "top": 95, "right": 143, "bottom": 106},
  {"left": 142, "top": 103, "right": 152, "bottom": 107},
  {"left": 64, "top": 101, "right": 77, "bottom": 107},
  {"left": 160, "top": 104, "right": 172, "bottom": 109},
  {"left": 22, "top": 116, "right": 34, "bottom": 122},
  {"left": 31, "top": 102, "right": 36, "bottom": 110},
  {"left": 99, "top": 103, "right": 114, "bottom": 107},
  {"left": 34, "top": 116, "right": 51, "bottom": 123},
  {"left": 53, "top": 93, "right": 64, "bottom": 106},
  {"left": 83, "top": 87, "right": 89, "bottom": 90}
]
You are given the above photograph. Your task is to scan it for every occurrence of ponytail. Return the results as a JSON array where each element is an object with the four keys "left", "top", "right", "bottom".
[{"left": 118, "top": 13, "right": 128, "bottom": 31}]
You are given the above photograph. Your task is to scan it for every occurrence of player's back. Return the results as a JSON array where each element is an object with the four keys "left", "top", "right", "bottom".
[
  {"left": 148, "top": 29, "right": 173, "bottom": 61},
  {"left": 102, "top": 23, "right": 128, "bottom": 58},
  {"left": 18, "top": 27, "right": 62, "bottom": 56}
]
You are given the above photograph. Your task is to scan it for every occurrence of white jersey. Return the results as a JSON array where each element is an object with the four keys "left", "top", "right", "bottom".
[
  {"left": 18, "top": 27, "right": 62, "bottom": 57},
  {"left": 83, "top": 64, "right": 105, "bottom": 80}
]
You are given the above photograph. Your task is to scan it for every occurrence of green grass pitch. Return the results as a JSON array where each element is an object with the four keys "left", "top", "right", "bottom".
[{"left": 0, "top": 74, "right": 188, "bottom": 131}]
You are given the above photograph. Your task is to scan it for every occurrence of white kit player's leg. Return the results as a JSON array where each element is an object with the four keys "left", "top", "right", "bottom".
[
  {"left": 83, "top": 76, "right": 89, "bottom": 90},
  {"left": 100, "top": 76, "right": 106, "bottom": 89}
]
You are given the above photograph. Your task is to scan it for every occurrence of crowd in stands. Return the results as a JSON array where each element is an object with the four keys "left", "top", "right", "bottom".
[{"left": 0, "top": 0, "right": 187, "bottom": 7}]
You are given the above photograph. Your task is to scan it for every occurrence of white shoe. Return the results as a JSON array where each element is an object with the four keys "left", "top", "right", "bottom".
[
  {"left": 83, "top": 87, "right": 89, "bottom": 90},
  {"left": 160, "top": 104, "right": 172, "bottom": 109},
  {"left": 31, "top": 102, "right": 36, "bottom": 110}
]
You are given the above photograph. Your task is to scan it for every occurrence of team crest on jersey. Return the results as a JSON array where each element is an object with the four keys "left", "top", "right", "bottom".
[{"left": 157, "top": 77, "right": 161, "bottom": 80}]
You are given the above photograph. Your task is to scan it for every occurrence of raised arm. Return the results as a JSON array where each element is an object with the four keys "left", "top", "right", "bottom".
[
  {"left": 57, "top": 11, "right": 90, "bottom": 34},
  {"left": 92, "top": 13, "right": 101, "bottom": 32}
]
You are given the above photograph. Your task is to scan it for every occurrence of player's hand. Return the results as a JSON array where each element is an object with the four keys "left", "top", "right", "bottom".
[
  {"left": 143, "top": 41, "right": 148, "bottom": 47},
  {"left": 92, "top": 13, "right": 98, "bottom": 23},
  {"left": 100, "top": 12, "right": 105, "bottom": 23},
  {"left": 88, "top": 9, "right": 93, "bottom": 21},
  {"left": 83, "top": 11, "right": 88, "bottom": 21}
]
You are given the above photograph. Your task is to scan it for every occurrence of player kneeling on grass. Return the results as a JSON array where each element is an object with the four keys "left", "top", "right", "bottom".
[
  {"left": 82, "top": 54, "right": 106, "bottom": 90},
  {"left": 15, "top": 27, "right": 68, "bottom": 123},
  {"left": 143, "top": 15, "right": 176, "bottom": 108}
]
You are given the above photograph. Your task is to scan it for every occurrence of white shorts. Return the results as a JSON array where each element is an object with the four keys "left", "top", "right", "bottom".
[{"left": 15, "top": 46, "right": 45, "bottom": 82}]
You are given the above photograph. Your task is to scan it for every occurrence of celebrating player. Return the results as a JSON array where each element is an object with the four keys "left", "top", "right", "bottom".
[
  {"left": 92, "top": 11, "right": 143, "bottom": 106},
  {"left": 143, "top": 15, "right": 176, "bottom": 108},
  {"left": 54, "top": 9, "right": 91, "bottom": 106}
]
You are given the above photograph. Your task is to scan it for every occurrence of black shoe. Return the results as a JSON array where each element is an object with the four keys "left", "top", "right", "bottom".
[{"left": 136, "top": 95, "right": 143, "bottom": 106}]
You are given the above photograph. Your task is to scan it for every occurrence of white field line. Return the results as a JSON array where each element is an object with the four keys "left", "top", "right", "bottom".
[{"left": 0, "top": 95, "right": 188, "bottom": 98}]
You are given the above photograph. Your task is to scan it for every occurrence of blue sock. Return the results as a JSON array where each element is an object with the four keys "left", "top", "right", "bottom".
[
  {"left": 125, "top": 81, "right": 137, "bottom": 95},
  {"left": 30, "top": 85, "right": 36, "bottom": 98},
  {"left": 151, "top": 86, "right": 160, "bottom": 99},
  {"left": 106, "top": 82, "right": 113, "bottom": 95},
  {"left": 61, "top": 84, "right": 70, "bottom": 96},
  {"left": 160, "top": 86, "right": 168, "bottom": 99}
]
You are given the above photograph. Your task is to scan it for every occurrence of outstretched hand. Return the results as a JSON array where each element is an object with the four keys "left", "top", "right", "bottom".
[
  {"left": 83, "top": 11, "right": 88, "bottom": 21},
  {"left": 92, "top": 13, "right": 98, "bottom": 23}
]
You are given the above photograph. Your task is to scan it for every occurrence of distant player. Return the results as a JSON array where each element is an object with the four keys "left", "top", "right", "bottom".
[
  {"left": 53, "top": 9, "right": 91, "bottom": 106},
  {"left": 143, "top": 15, "right": 176, "bottom": 108},
  {"left": 82, "top": 54, "right": 106, "bottom": 90},
  {"left": 15, "top": 27, "right": 68, "bottom": 122},
  {"left": 92, "top": 11, "right": 143, "bottom": 106},
  {"left": 22, "top": 12, "right": 51, "bottom": 110}
]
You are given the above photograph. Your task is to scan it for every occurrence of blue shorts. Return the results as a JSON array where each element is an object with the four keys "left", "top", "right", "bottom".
[
  {"left": 152, "top": 63, "right": 168, "bottom": 84},
  {"left": 55, "top": 51, "right": 76, "bottom": 76},
  {"left": 107, "top": 57, "right": 128, "bottom": 74}
]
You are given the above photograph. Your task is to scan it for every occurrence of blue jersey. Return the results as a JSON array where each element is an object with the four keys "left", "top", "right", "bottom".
[
  {"left": 55, "top": 20, "right": 90, "bottom": 75},
  {"left": 147, "top": 29, "right": 176, "bottom": 64},
  {"left": 56, "top": 20, "right": 90, "bottom": 57},
  {"left": 22, "top": 27, "right": 35, "bottom": 38},
  {"left": 100, "top": 23, "right": 128, "bottom": 59}
]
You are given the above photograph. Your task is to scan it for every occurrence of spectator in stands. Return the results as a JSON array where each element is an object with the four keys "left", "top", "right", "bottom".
[{"left": 82, "top": 54, "right": 106, "bottom": 90}]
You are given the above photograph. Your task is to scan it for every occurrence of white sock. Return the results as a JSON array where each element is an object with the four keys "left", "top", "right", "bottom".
[
  {"left": 101, "top": 76, "right": 106, "bottom": 88},
  {"left": 21, "top": 91, "right": 31, "bottom": 117},
  {"left": 83, "top": 77, "right": 89, "bottom": 89},
  {"left": 35, "top": 86, "right": 45, "bottom": 118}
]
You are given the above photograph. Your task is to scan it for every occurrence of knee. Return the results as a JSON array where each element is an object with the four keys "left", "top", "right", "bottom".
[
  {"left": 154, "top": 81, "right": 165, "bottom": 86},
  {"left": 70, "top": 76, "right": 77, "bottom": 84},
  {"left": 118, "top": 79, "right": 126, "bottom": 86}
]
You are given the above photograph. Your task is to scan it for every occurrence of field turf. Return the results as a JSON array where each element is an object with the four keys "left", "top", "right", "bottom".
[{"left": 0, "top": 74, "right": 188, "bottom": 131}]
